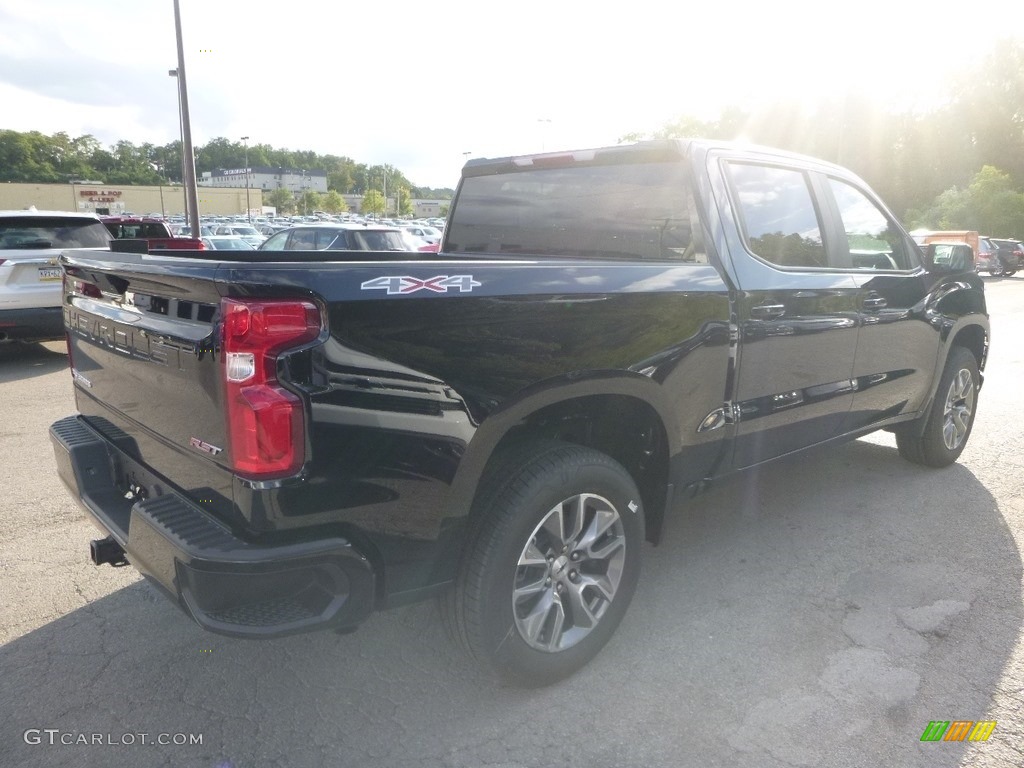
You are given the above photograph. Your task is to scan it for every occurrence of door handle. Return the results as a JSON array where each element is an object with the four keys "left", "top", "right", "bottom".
[
  {"left": 862, "top": 296, "right": 887, "bottom": 310},
  {"left": 750, "top": 303, "right": 786, "bottom": 320}
]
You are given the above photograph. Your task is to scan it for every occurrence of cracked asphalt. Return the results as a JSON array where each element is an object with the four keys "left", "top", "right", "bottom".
[{"left": 2, "top": 280, "right": 1023, "bottom": 768}]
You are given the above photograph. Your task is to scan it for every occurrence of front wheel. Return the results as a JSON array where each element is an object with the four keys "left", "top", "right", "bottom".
[
  {"left": 442, "top": 443, "right": 644, "bottom": 686},
  {"left": 896, "top": 346, "right": 979, "bottom": 467}
]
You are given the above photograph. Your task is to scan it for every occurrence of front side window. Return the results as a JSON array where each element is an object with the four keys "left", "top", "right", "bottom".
[
  {"left": 727, "top": 163, "right": 826, "bottom": 268},
  {"left": 447, "top": 161, "right": 705, "bottom": 262},
  {"left": 828, "top": 178, "right": 914, "bottom": 270},
  {"left": 288, "top": 229, "right": 318, "bottom": 250}
]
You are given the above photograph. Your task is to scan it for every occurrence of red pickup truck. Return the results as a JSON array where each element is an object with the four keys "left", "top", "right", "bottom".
[{"left": 100, "top": 216, "right": 205, "bottom": 251}]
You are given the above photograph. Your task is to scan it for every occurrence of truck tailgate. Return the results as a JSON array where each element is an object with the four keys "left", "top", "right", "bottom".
[{"left": 60, "top": 250, "right": 235, "bottom": 518}]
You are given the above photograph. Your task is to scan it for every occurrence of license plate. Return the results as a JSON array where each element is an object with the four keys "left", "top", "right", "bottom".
[{"left": 38, "top": 267, "right": 63, "bottom": 281}]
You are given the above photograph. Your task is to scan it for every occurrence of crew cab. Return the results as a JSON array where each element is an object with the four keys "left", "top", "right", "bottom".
[
  {"left": 50, "top": 140, "right": 988, "bottom": 686},
  {"left": 101, "top": 216, "right": 205, "bottom": 251}
]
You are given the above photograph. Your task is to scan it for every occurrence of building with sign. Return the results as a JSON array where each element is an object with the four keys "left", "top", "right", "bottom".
[
  {"left": 0, "top": 182, "right": 263, "bottom": 216},
  {"left": 199, "top": 167, "right": 328, "bottom": 195}
]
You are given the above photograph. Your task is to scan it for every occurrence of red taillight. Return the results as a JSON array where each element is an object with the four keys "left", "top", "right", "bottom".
[
  {"left": 221, "top": 298, "right": 321, "bottom": 479},
  {"left": 71, "top": 279, "right": 102, "bottom": 298}
]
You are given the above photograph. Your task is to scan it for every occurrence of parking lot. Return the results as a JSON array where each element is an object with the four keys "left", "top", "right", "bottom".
[{"left": 1, "top": 278, "right": 1022, "bottom": 768}]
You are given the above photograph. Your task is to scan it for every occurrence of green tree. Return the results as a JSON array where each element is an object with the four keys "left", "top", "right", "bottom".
[
  {"left": 265, "top": 187, "right": 296, "bottom": 214},
  {"left": 362, "top": 189, "right": 385, "bottom": 216},
  {"left": 395, "top": 186, "right": 414, "bottom": 216},
  {"left": 321, "top": 190, "right": 348, "bottom": 213},
  {"left": 908, "top": 165, "right": 1024, "bottom": 235},
  {"left": 299, "top": 190, "right": 321, "bottom": 216},
  {"left": 965, "top": 166, "right": 1024, "bottom": 235}
]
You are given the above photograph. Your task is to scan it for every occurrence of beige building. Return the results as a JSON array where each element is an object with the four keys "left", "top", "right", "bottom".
[{"left": 0, "top": 182, "right": 263, "bottom": 217}]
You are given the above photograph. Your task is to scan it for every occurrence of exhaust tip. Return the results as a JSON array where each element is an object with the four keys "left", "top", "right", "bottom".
[{"left": 90, "top": 537, "right": 128, "bottom": 567}]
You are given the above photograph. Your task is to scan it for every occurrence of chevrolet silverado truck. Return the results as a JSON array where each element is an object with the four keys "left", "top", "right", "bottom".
[{"left": 50, "top": 140, "right": 989, "bottom": 686}]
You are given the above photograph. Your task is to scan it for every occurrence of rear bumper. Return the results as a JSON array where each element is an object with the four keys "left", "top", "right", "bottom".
[
  {"left": 0, "top": 306, "right": 63, "bottom": 342},
  {"left": 49, "top": 415, "right": 375, "bottom": 638}
]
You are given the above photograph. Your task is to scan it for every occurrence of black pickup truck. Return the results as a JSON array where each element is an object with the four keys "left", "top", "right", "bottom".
[{"left": 50, "top": 140, "right": 989, "bottom": 686}]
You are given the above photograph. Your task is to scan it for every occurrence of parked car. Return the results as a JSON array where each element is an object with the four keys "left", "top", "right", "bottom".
[
  {"left": 0, "top": 209, "right": 110, "bottom": 341},
  {"left": 171, "top": 224, "right": 217, "bottom": 238},
  {"left": 399, "top": 231, "right": 441, "bottom": 252},
  {"left": 978, "top": 237, "right": 1002, "bottom": 276},
  {"left": 401, "top": 224, "right": 442, "bottom": 244},
  {"left": 258, "top": 223, "right": 410, "bottom": 251},
  {"left": 987, "top": 238, "right": 1023, "bottom": 277},
  {"left": 101, "top": 216, "right": 205, "bottom": 251},
  {"left": 213, "top": 225, "right": 266, "bottom": 247},
  {"left": 200, "top": 236, "right": 256, "bottom": 251}
]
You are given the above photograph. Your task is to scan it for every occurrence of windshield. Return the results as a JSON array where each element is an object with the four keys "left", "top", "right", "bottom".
[{"left": 0, "top": 216, "right": 111, "bottom": 249}]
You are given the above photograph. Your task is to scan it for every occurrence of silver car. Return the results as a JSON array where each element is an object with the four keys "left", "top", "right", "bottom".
[{"left": 0, "top": 210, "right": 111, "bottom": 342}]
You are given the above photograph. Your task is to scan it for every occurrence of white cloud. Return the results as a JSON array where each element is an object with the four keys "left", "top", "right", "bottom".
[{"left": 0, "top": 0, "right": 1021, "bottom": 188}]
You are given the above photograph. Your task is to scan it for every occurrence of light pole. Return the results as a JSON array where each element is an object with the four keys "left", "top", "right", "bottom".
[
  {"left": 171, "top": 0, "right": 200, "bottom": 237},
  {"left": 537, "top": 118, "right": 552, "bottom": 151},
  {"left": 168, "top": 68, "right": 185, "bottom": 215},
  {"left": 241, "top": 135, "right": 251, "bottom": 221}
]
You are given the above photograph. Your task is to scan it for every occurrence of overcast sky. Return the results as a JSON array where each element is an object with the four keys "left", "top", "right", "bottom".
[{"left": 1, "top": 0, "right": 1021, "bottom": 189}]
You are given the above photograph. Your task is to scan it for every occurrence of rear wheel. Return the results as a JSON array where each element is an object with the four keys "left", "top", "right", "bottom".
[
  {"left": 442, "top": 443, "right": 644, "bottom": 686},
  {"left": 896, "top": 346, "right": 979, "bottom": 467}
]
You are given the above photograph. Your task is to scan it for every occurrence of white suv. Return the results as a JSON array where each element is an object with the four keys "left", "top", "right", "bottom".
[{"left": 0, "top": 210, "right": 111, "bottom": 342}]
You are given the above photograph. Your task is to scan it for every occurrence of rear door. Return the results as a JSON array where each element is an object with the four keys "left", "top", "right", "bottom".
[{"left": 710, "top": 155, "right": 862, "bottom": 468}]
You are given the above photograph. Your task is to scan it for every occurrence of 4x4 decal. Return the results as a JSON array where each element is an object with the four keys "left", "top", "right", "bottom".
[{"left": 360, "top": 275, "right": 481, "bottom": 295}]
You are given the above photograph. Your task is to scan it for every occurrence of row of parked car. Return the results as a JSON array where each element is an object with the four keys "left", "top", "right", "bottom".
[
  {"left": 192, "top": 222, "right": 442, "bottom": 253},
  {"left": 912, "top": 230, "right": 1023, "bottom": 277},
  {"left": 978, "top": 237, "right": 1023, "bottom": 277}
]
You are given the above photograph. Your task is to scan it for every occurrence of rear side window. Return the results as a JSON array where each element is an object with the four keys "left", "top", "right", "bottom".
[
  {"left": 349, "top": 230, "right": 408, "bottom": 251},
  {"left": 726, "top": 163, "right": 826, "bottom": 268},
  {"left": 828, "top": 178, "right": 915, "bottom": 270},
  {"left": 447, "top": 162, "right": 706, "bottom": 262},
  {"left": 0, "top": 217, "right": 111, "bottom": 249}
]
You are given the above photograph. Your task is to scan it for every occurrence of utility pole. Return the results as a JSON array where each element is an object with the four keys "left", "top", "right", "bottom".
[
  {"left": 241, "top": 135, "right": 251, "bottom": 221},
  {"left": 172, "top": 0, "right": 200, "bottom": 237}
]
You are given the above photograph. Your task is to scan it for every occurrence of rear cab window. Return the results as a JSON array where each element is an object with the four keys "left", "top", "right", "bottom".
[{"left": 447, "top": 160, "right": 707, "bottom": 263}]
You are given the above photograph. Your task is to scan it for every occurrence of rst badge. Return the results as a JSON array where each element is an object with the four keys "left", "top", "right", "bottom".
[{"left": 360, "top": 275, "right": 481, "bottom": 295}]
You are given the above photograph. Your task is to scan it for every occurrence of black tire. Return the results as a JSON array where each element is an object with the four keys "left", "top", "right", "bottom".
[
  {"left": 896, "top": 346, "right": 979, "bottom": 467},
  {"left": 1004, "top": 270, "right": 1017, "bottom": 277},
  {"left": 442, "top": 442, "right": 644, "bottom": 687}
]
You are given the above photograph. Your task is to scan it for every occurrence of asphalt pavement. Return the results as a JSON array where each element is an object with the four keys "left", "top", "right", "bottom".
[{"left": 1, "top": 279, "right": 1022, "bottom": 768}]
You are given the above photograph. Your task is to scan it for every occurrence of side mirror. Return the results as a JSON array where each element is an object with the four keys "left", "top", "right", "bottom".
[{"left": 925, "top": 243, "right": 974, "bottom": 274}]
